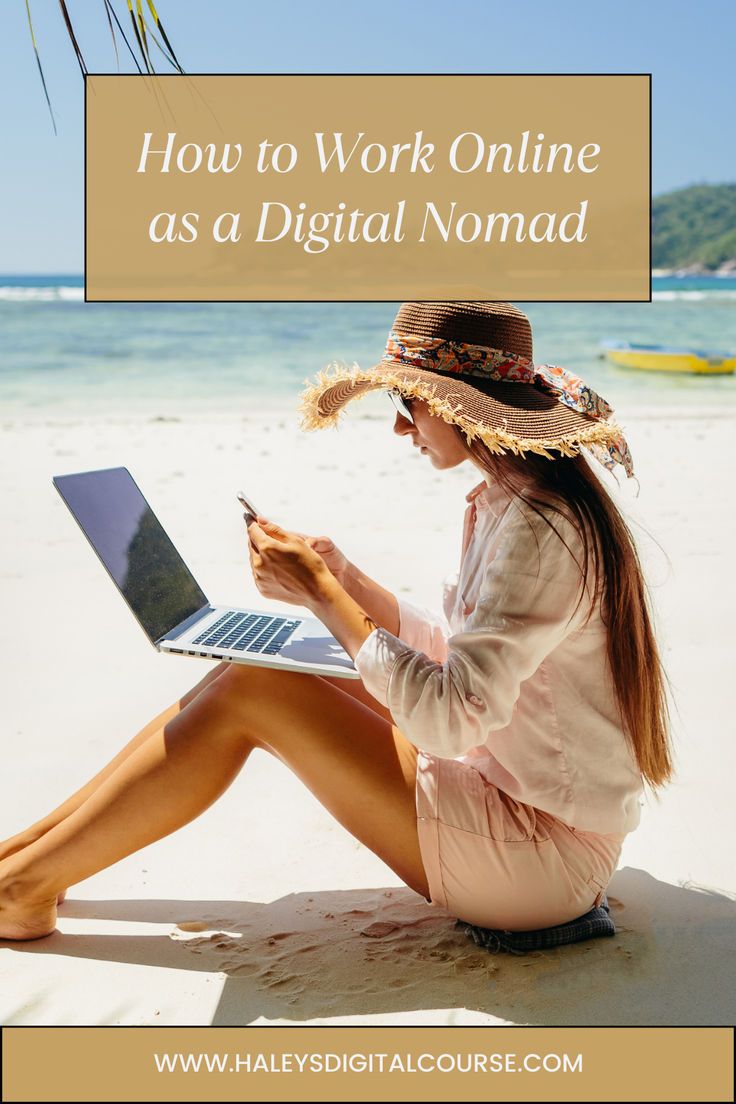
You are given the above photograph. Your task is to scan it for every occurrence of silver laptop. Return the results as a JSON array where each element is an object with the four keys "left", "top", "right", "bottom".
[{"left": 53, "top": 467, "right": 359, "bottom": 679}]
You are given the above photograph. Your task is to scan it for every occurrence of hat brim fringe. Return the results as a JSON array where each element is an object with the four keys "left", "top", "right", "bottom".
[{"left": 297, "top": 362, "right": 623, "bottom": 462}]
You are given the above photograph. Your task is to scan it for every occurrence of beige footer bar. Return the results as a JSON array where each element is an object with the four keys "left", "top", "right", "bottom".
[{"left": 2, "top": 1026, "right": 734, "bottom": 1102}]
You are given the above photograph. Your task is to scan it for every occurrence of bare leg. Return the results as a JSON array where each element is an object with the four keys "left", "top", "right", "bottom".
[
  {"left": 0, "top": 667, "right": 383, "bottom": 909},
  {"left": 0, "top": 667, "right": 380, "bottom": 867},
  {"left": 0, "top": 662, "right": 231, "bottom": 870},
  {"left": 0, "top": 664, "right": 429, "bottom": 940},
  {"left": 0, "top": 667, "right": 389, "bottom": 912}
]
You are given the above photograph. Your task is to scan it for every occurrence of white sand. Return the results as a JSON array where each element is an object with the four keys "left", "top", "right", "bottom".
[{"left": 1, "top": 394, "right": 734, "bottom": 1026}]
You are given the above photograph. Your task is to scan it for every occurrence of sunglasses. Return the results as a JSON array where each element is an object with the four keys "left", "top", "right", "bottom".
[{"left": 387, "top": 388, "right": 416, "bottom": 424}]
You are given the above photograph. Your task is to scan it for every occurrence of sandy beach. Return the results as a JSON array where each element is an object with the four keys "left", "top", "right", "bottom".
[{"left": 1, "top": 395, "right": 734, "bottom": 1026}]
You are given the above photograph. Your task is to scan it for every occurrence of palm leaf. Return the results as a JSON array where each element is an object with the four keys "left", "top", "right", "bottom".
[
  {"left": 57, "top": 0, "right": 88, "bottom": 76},
  {"left": 102, "top": 0, "right": 120, "bottom": 70},
  {"left": 24, "top": 0, "right": 57, "bottom": 135},
  {"left": 102, "top": 0, "right": 143, "bottom": 73},
  {"left": 138, "top": 10, "right": 183, "bottom": 72},
  {"left": 132, "top": 0, "right": 181, "bottom": 74},
  {"left": 126, "top": 0, "right": 152, "bottom": 73},
  {"left": 145, "top": 0, "right": 184, "bottom": 73},
  {"left": 25, "top": 1, "right": 185, "bottom": 131},
  {"left": 135, "top": 0, "right": 154, "bottom": 73}
]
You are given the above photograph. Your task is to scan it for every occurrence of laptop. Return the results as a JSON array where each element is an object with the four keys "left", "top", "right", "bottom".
[{"left": 53, "top": 467, "right": 359, "bottom": 679}]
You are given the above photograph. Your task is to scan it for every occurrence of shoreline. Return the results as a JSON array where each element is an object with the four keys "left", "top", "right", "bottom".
[{"left": 2, "top": 399, "right": 736, "bottom": 427}]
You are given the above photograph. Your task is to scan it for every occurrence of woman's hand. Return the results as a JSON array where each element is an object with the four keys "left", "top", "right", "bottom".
[
  {"left": 246, "top": 514, "right": 333, "bottom": 608},
  {"left": 290, "top": 531, "right": 350, "bottom": 586},
  {"left": 246, "top": 514, "right": 379, "bottom": 660}
]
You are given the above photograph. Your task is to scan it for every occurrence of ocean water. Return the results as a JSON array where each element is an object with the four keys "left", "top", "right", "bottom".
[{"left": 1, "top": 275, "right": 735, "bottom": 417}]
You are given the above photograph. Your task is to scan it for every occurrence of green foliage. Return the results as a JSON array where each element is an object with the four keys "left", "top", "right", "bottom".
[
  {"left": 25, "top": 1, "right": 183, "bottom": 135},
  {"left": 653, "top": 184, "right": 736, "bottom": 269}
]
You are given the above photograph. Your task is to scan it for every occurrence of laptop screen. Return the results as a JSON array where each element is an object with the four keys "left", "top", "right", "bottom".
[{"left": 53, "top": 467, "right": 208, "bottom": 644}]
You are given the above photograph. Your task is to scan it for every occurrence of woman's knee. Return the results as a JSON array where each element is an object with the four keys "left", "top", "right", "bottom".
[
  {"left": 180, "top": 660, "right": 231, "bottom": 710},
  {"left": 177, "top": 664, "right": 245, "bottom": 724},
  {"left": 190, "top": 663, "right": 289, "bottom": 742}
]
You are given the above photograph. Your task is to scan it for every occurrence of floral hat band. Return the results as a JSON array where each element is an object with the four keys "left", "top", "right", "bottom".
[{"left": 382, "top": 331, "right": 635, "bottom": 479}]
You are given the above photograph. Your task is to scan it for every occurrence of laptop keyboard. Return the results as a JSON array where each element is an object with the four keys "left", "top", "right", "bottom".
[{"left": 191, "top": 611, "right": 302, "bottom": 655}]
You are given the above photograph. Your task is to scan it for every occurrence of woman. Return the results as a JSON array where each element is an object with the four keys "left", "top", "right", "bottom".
[{"left": 0, "top": 301, "right": 673, "bottom": 941}]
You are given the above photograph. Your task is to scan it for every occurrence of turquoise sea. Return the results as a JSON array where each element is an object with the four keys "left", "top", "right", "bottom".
[{"left": 1, "top": 276, "right": 735, "bottom": 416}]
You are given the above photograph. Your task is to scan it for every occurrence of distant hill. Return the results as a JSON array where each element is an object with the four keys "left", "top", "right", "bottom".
[{"left": 652, "top": 184, "right": 736, "bottom": 272}]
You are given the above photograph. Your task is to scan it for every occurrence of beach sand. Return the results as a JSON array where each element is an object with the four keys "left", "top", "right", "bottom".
[{"left": 1, "top": 396, "right": 734, "bottom": 1026}]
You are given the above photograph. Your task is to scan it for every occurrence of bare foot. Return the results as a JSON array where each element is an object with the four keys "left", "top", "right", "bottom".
[{"left": 0, "top": 872, "right": 58, "bottom": 941}]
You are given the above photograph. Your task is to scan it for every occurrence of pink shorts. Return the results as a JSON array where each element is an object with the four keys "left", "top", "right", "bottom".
[{"left": 415, "top": 750, "right": 626, "bottom": 931}]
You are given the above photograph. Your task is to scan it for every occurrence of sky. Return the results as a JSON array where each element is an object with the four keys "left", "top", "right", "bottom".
[{"left": 1, "top": 0, "right": 734, "bottom": 273}]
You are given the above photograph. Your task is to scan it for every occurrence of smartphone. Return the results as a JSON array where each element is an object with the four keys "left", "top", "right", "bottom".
[{"left": 237, "top": 490, "right": 261, "bottom": 523}]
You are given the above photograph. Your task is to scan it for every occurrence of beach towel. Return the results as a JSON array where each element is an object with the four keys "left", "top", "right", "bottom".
[{"left": 455, "top": 893, "right": 616, "bottom": 955}]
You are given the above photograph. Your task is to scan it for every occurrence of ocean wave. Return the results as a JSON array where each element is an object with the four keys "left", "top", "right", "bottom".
[
  {"left": 2, "top": 285, "right": 736, "bottom": 304},
  {"left": 652, "top": 290, "right": 736, "bottom": 301},
  {"left": 0, "top": 286, "right": 84, "bottom": 302}
]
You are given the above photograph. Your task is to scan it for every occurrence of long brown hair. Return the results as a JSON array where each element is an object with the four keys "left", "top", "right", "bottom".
[{"left": 455, "top": 428, "right": 675, "bottom": 793}]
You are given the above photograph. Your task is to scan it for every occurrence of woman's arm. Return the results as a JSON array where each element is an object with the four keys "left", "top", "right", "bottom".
[
  {"left": 286, "top": 530, "right": 401, "bottom": 637},
  {"left": 349, "top": 502, "right": 592, "bottom": 758},
  {"left": 247, "top": 516, "right": 452, "bottom": 671},
  {"left": 246, "top": 517, "right": 382, "bottom": 659},
  {"left": 247, "top": 516, "right": 453, "bottom": 664},
  {"left": 292, "top": 531, "right": 453, "bottom": 656},
  {"left": 340, "top": 560, "right": 400, "bottom": 637},
  {"left": 337, "top": 559, "right": 454, "bottom": 661}
]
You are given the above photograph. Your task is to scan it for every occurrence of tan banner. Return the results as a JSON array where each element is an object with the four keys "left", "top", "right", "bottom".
[
  {"left": 85, "top": 75, "right": 650, "bottom": 302},
  {"left": 2, "top": 1026, "right": 733, "bottom": 1102}
]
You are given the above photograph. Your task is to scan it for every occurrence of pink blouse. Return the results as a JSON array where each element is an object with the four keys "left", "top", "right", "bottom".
[{"left": 353, "top": 477, "right": 645, "bottom": 836}]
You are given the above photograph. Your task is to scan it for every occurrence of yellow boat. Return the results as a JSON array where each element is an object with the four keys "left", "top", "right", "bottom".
[{"left": 600, "top": 340, "right": 736, "bottom": 375}]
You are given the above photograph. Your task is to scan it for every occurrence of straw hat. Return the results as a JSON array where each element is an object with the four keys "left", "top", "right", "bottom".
[{"left": 298, "top": 301, "right": 634, "bottom": 477}]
